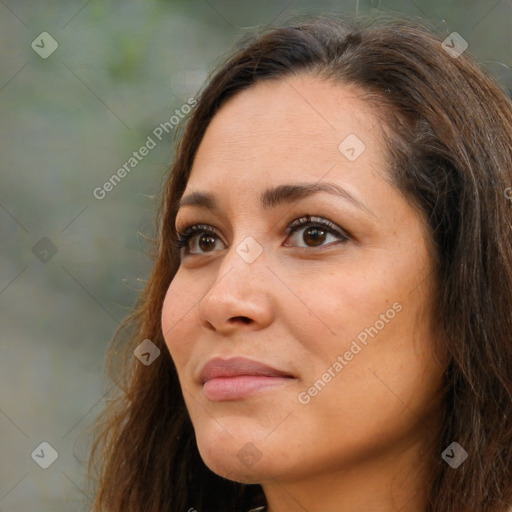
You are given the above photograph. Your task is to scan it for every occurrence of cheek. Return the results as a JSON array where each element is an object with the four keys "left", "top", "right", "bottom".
[
  {"left": 291, "top": 261, "right": 436, "bottom": 383},
  {"left": 289, "top": 268, "right": 397, "bottom": 355},
  {"left": 161, "top": 274, "right": 201, "bottom": 366}
]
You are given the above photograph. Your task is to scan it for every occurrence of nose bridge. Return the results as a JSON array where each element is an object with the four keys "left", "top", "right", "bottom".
[
  {"left": 232, "top": 233, "right": 266, "bottom": 266},
  {"left": 197, "top": 233, "right": 273, "bottom": 330},
  {"left": 212, "top": 233, "right": 268, "bottom": 296}
]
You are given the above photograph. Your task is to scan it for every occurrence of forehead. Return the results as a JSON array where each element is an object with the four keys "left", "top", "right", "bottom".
[{"left": 187, "top": 75, "right": 387, "bottom": 196}]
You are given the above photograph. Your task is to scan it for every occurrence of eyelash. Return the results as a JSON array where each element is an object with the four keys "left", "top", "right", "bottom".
[{"left": 175, "top": 215, "right": 350, "bottom": 255}]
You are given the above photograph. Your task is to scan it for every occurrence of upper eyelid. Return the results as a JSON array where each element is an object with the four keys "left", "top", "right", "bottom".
[
  {"left": 176, "top": 216, "right": 349, "bottom": 242},
  {"left": 176, "top": 223, "right": 222, "bottom": 237}
]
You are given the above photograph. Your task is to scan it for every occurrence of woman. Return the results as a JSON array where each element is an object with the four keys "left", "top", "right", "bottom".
[{"left": 88, "top": 14, "right": 512, "bottom": 512}]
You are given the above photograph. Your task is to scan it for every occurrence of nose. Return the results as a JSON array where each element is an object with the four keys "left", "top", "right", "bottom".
[{"left": 197, "top": 242, "right": 275, "bottom": 335}]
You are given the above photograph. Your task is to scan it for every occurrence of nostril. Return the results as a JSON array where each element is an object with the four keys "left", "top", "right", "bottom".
[{"left": 231, "top": 316, "right": 252, "bottom": 324}]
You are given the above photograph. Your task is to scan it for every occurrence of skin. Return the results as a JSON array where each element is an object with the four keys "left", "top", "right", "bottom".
[{"left": 161, "top": 75, "right": 446, "bottom": 512}]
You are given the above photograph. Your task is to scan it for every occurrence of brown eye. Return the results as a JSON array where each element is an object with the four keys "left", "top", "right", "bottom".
[
  {"left": 176, "top": 215, "right": 349, "bottom": 257},
  {"left": 176, "top": 225, "right": 225, "bottom": 256},
  {"left": 198, "top": 234, "right": 217, "bottom": 252},
  {"left": 302, "top": 227, "right": 327, "bottom": 247},
  {"left": 285, "top": 215, "right": 349, "bottom": 249}
]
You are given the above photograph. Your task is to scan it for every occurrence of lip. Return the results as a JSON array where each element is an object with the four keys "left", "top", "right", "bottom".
[{"left": 199, "top": 357, "right": 295, "bottom": 401}]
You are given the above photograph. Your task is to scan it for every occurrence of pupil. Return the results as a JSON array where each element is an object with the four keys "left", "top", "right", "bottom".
[
  {"left": 199, "top": 235, "right": 216, "bottom": 252},
  {"left": 304, "top": 227, "right": 326, "bottom": 246}
]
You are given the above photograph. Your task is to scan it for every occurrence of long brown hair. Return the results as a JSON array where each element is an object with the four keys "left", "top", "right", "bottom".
[{"left": 87, "top": 14, "right": 512, "bottom": 512}]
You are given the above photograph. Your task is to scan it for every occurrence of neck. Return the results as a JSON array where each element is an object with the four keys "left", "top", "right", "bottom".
[{"left": 261, "top": 435, "right": 436, "bottom": 512}]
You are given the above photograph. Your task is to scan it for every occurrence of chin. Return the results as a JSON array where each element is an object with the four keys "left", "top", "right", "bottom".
[
  {"left": 194, "top": 429, "right": 272, "bottom": 483},
  {"left": 197, "top": 441, "right": 270, "bottom": 484}
]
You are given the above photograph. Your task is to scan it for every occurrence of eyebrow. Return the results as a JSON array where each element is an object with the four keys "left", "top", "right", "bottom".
[{"left": 176, "top": 182, "right": 373, "bottom": 216}]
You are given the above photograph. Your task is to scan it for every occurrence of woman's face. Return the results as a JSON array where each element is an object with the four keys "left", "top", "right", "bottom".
[{"left": 162, "top": 75, "right": 445, "bottom": 499}]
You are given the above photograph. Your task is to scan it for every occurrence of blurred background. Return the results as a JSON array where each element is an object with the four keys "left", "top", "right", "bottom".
[{"left": 0, "top": 0, "right": 510, "bottom": 510}]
